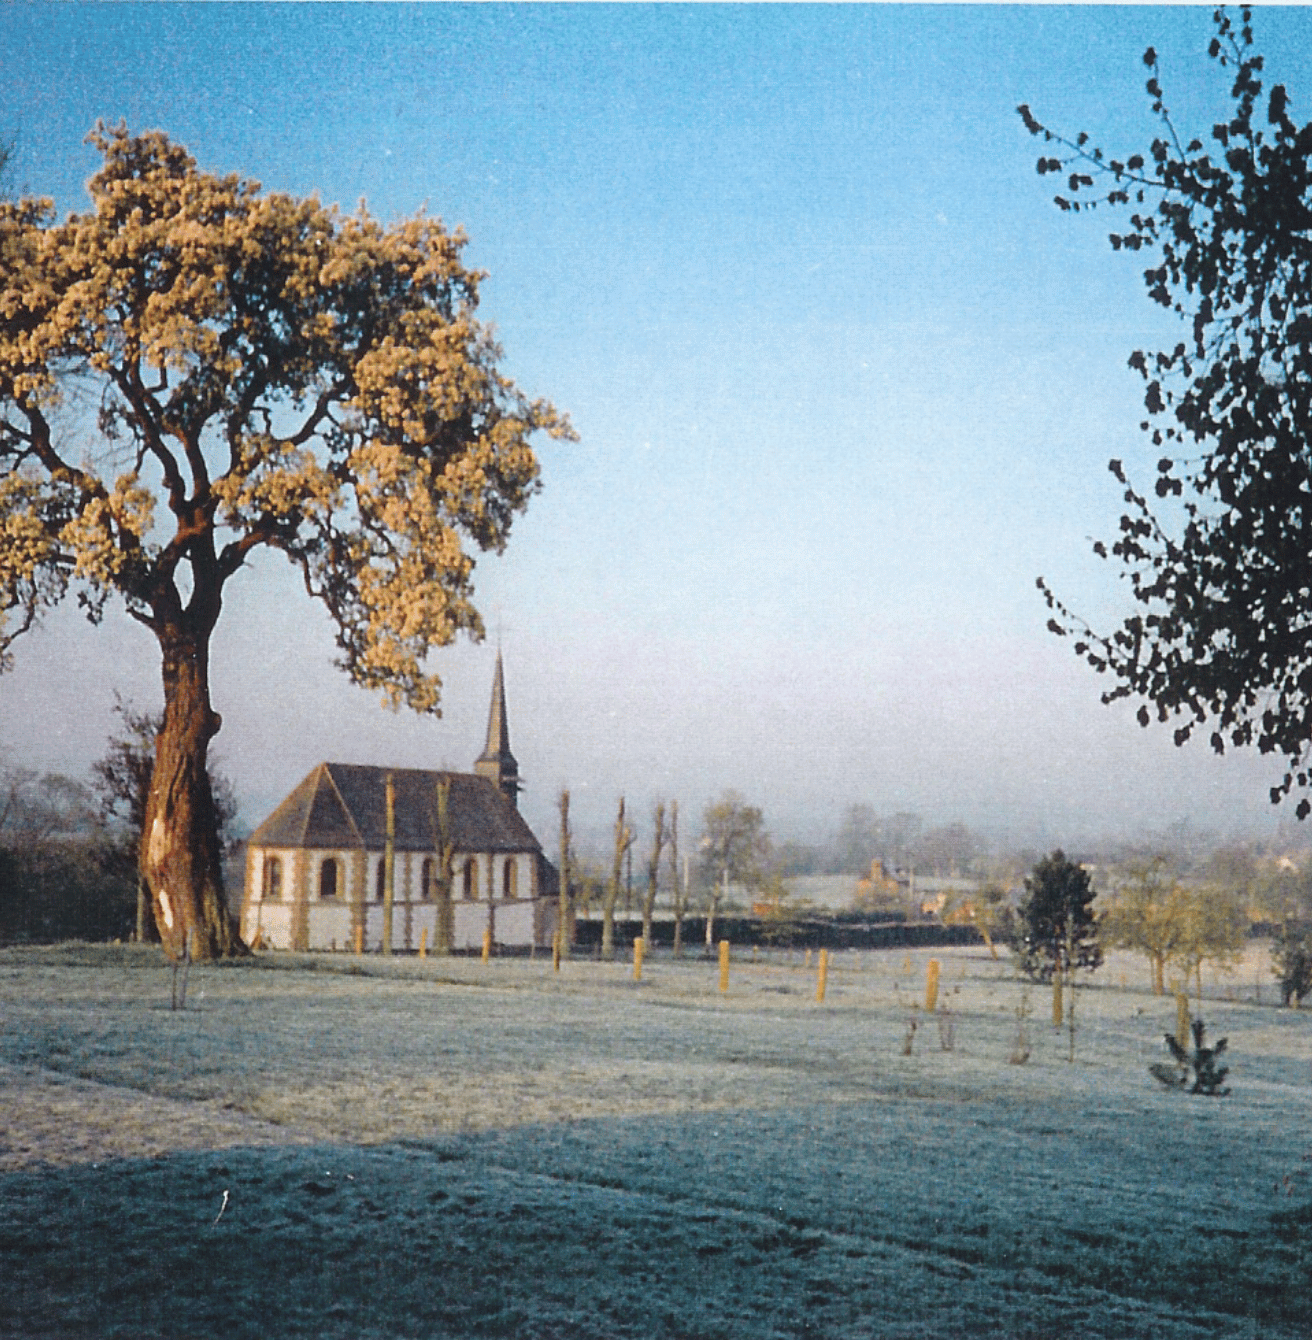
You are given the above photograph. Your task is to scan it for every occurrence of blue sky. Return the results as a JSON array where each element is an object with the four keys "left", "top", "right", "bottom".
[{"left": 5, "top": 4, "right": 1312, "bottom": 855}]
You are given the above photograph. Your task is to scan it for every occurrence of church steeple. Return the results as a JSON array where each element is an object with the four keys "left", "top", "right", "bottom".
[{"left": 474, "top": 651, "right": 521, "bottom": 807}]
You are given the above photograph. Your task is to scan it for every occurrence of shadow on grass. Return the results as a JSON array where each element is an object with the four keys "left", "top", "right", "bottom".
[{"left": 2, "top": 1106, "right": 1307, "bottom": 1340}]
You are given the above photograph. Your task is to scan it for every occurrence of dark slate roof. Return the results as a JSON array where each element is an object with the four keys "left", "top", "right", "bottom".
[{"left": 250, "top": 763, "right": 543, "bottom": 854}]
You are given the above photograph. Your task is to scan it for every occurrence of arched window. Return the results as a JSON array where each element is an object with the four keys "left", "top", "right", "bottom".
[
  {"left": 502, "top": 858, "right": 517, "bottom": 900},
  {"left": 462, "top": 858, "right": 476, "bottom": 901},
  {"left": 262, "top": 855, "right": 282, "bottom": 901},
  {"left": 319, "top": 857, "right": 339, "bottom": 900},
  {"left": 421, "top": 857, "right": 435, "bottom": 902},
  {"left": 374, "top": 857, "right": 386, "bottom": 903}
]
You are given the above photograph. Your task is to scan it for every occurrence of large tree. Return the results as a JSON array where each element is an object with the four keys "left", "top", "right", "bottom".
[
  {"left": 1024, "top": 10, "right": 1312, "bottom": 817},
  {"left": 0, "top": 125, "right": 569, "bottom": 959}
]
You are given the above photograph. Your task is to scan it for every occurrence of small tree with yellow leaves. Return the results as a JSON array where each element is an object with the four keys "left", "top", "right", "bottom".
[
  {"left": 0, "top": 126, "right": 570, "bottom": 959},
  {"left": 1103, "top": 856, "right": 1188, "bottom": 995}
]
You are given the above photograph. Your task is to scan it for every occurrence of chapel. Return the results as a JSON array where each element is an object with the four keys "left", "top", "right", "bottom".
[{"left": 240, "top": 655, "right": 556, "bottom": 952}]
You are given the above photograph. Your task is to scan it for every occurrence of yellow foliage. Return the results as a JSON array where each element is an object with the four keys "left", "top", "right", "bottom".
[{"left": 0, "top": 123, "right": 572, "bottom": 710}]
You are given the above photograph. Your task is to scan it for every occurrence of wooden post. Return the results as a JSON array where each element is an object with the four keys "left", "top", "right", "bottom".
[
  {"left": 634, "top": 936, "right": 644, "bottom": 982},
  {"left": 482, "top": 927, "right": 492, "bottom": 963},
  {"left": 419, "top": 926, "right": 428, "bottom": 959},
  {"left": 381, "top": 773, "right": 396, "bottom": 957},
  {"left": 816, "top": 947, "right": 829, "bottom": 1003},
  {"left": 718, "top": 938, "right": 730, "bottom": 993},
  {"left": 553, "top": 929, "right": 561, "bottom": 973},
  {"left": 925, "top": 958, "right": 940, "bottom": 1013},
  {"left": 1175, "top": 991, "right": 1191, "bottom": 1050},
  {"left": 355, "top": 924, "right": 364, "bottom": 956}
]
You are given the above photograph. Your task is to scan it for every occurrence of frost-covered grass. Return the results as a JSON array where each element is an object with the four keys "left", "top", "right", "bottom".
[{"left": 0, "top": 941, "right": 1309, "bottom": 1337}]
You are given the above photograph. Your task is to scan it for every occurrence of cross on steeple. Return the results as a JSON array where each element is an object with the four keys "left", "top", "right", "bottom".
[{"left": 474, "top": 651, "right": 521, "bottom": 807}]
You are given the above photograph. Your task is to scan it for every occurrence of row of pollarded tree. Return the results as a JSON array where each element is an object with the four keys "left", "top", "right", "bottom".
[{"left": 554, "top": 788, "right": 773, "bottom": 962}]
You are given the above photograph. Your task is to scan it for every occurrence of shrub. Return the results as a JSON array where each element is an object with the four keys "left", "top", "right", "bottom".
[{"left": 1149, "top": 1019, "right": 1230, "bottom": 1096}]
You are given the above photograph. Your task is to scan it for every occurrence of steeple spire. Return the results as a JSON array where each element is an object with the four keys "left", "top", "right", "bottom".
[{"left": 474, "top": 651, "right": 521, "bottom": 806}]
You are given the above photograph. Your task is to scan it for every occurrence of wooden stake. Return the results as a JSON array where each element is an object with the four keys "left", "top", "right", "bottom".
[
  {"left": 553, "top": 929, "right": 561, "bottom": 973},
  {"left": 482, "top": 927, "right": 492, "bottom": 963},
  {"left": 925, "top": 958, "right": 940, "bottom": 1013},
  {"left": 355, "top": 925, "right": 364, "bottom": 956},
  {"left": 718, "top": 938, "right": 730, "bottom": 993},
  {"left": 816, "top": 947, "right": 829, "bottom": 1004},
  {"left": 634, "top": 935, "right": 644, "bottom": 982},
  {"left": 419, "top": 927, "right": 428, "bottom": 959}
]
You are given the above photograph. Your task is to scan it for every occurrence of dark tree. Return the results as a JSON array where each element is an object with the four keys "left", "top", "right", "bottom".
[
  {"left": 1015, "top": 849, "right": 1103, "bottom": 983},
  {"left": 1023, "top": 9, "right": 1312, "bottom": 817},
  {"left": 1272, "top": 921, "right": 1312, "bottom": 1006},
  {"left": 0, "top": 767, "right": 134, "bottom": 943}
]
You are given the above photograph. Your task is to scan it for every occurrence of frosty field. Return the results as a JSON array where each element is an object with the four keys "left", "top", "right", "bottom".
[{"left": 1, "top": 942, "right": 1309, "bottom": 1339}]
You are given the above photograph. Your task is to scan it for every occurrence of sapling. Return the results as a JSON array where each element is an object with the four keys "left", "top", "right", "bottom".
[
  {"left": 901, "top": 1007, "right": 919, "bottom": 1056},
  {"left": 1009, "top": 988, "right": 1032, "bottom": 1065},
  {"left": 1149, "top": 1018, "right": 1231, "bottom": 1096},
  {"left": 936, "top": 1004, "right": 955, "bottom": 1052},
  {"left": 170, "top": 929, "right": 194, "bottom": 1011}
]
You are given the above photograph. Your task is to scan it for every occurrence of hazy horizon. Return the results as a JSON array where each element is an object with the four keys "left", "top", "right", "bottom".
[{"left": 4, "top": 5, "right": 1312, "bottom": 860}]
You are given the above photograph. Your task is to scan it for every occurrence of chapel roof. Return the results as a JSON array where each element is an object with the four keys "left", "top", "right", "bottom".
[{"left": 250, "top": 762, "right": 543, "bottom": 853}]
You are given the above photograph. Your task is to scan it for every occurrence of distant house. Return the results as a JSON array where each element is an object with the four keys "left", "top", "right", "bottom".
[
  {"left": 854, "top": 859, "right": 908, "bottom": 911},
  {"left": 240, "top": 656, "right": 556, "bottom": 952}
]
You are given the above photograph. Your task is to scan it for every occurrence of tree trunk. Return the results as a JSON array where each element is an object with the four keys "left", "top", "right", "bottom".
[
  {"left": 705, "top": 868, "right": 725, "bottom": 955},
  {"left": 642, "top": 802, "right": 666, "bottom": 951},
  {"left": 602, "top": 796, "right": 630, "bottom": 962},
  {"left": 557, "top": 789, "right": 572, "bottom": 957},
  {"left": 381, "top": 773, "right": 395, "bottom": 955},
  {"left": 140, "top": 626, "right": 243, "bottom": 961},
  {"left": 434, "top": 780, "right": 454, "bottom": 954},
  {"left": 135, "top": 875, "right": 159, "bottom": 943},
  {"left": 669, "top": 804, "right": 684, "bottom": 957}
]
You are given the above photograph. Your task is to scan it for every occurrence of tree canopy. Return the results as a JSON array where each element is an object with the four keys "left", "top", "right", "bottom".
[
  {"left": 0, "top": 125, "right": 570, "bottom": 957},
  {"left": 1015, "top": 849, "right": 1102, "bottom": 983},
  {"left": 700, "top": 791, "right": 770, "bottom": 890},
  {"left": 1023, "top": 9, "right": 1312, "bottom": 817}
]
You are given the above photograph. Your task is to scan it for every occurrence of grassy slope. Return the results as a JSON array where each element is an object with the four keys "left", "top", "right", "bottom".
[{"left": 0, "top": 943, "right": 1308, "bottom": 1339}]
